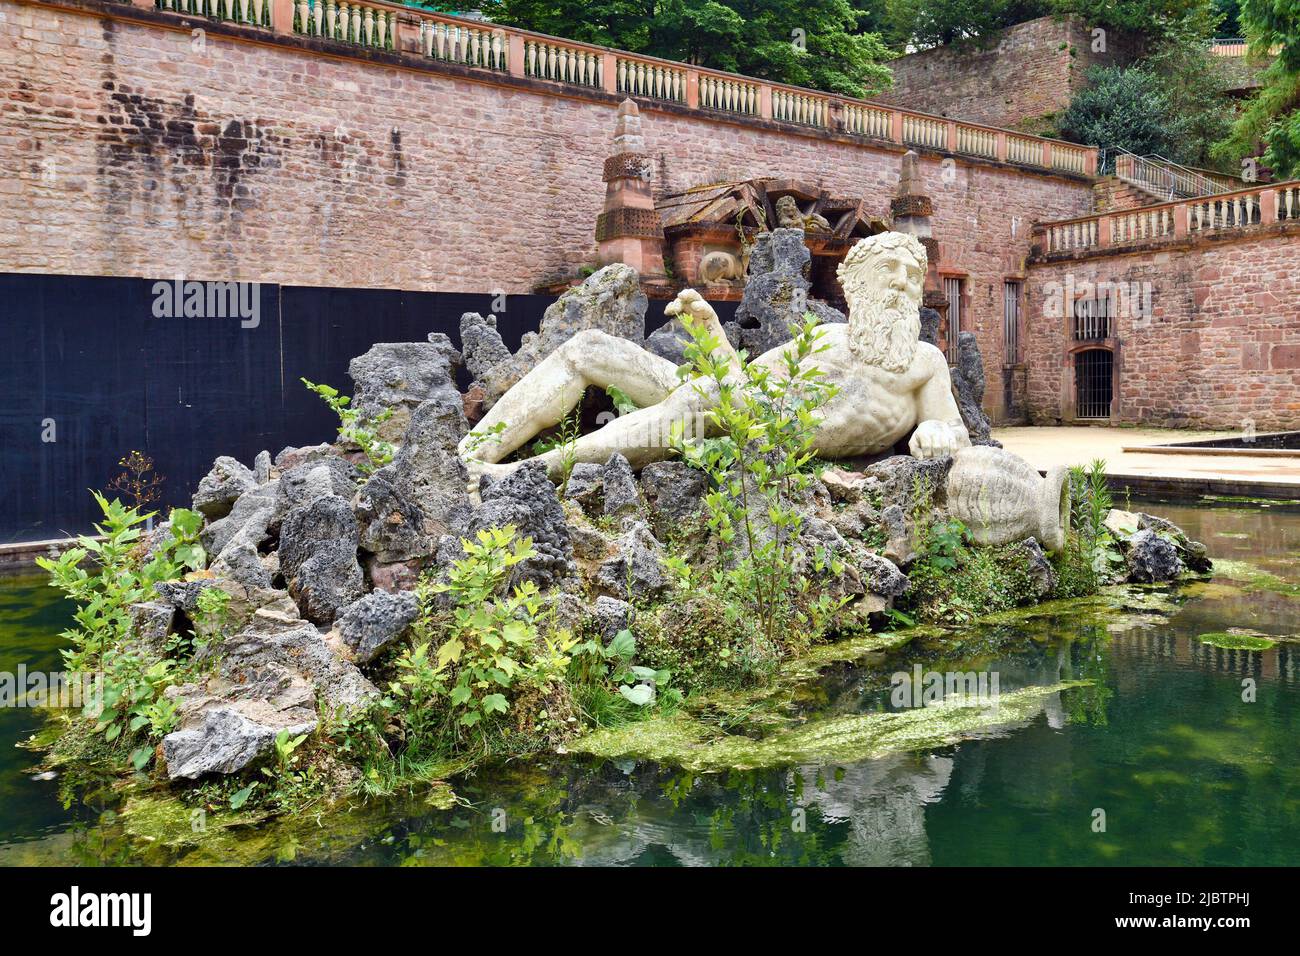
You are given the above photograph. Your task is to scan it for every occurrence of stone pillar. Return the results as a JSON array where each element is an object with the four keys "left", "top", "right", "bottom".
[
  {"left": 890, "top": 151, "right": 947, "bottom": 323},
  {"left": 594, "top": 99, "right": 666, "bottom": 278}
]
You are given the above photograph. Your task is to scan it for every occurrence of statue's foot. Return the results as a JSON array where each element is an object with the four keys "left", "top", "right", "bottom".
[{"left": 464, "top": 457, "right": 521, "bottom": 504}]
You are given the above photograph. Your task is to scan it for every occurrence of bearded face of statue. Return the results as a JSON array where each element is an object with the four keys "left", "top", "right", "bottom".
[{"left": 839, "top": 239, "right": 926, "bottom": 374}]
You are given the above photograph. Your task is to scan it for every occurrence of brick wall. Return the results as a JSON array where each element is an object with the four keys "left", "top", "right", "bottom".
[
  {"left": 0, "top": 0, "right": 1096, "bottom": 421},
  {"left": 1023, "top": 227, "right": 1300, "bottom": 429},
  {"left": 876, "top": 15, "right": 1143, "bottom": 130}
]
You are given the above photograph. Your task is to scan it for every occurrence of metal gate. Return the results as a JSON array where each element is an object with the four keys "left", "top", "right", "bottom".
[
  {"left": 944, "top": 277, "right": 963, "bottom": 363},
  {"left": 1075, "top": 348, "right": 1113, "bottom": 419}
]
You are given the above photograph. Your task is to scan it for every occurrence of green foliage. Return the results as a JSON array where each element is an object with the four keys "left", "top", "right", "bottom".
[
  {"left": 1216, "top": 0, "right": 1300, "bottom": 179},
  {"left": 1051, "top": 0, "right": 1219, "bottom": 37},
  {"left": 1054, "top": 459, "right": 1122, "bottom": 596},
  {"left": 1059, "top": 66, "right": 1193, "bottom": 158},
  {"left": 670, "top": 312, "right": 840, "bottom": 651},
  {"left": 384, "top": 527, "right": 577, "bottom": 757},
  {"left": 481, "top": 0, "right": 894, "bottom": 96},
  {"left": 36, "top": 495, "right": 214, "bottom": 768},
  {"left": 37, "top": 494, "right": 197, "bottom": 673},
  {"left": 301, "top": 378, "right": 394, "bottom": 474},
  {"left": 637, "top": 593, "right": 780, "bottom": 689},
  {"left": 530, "top": 407, "right": 582, "bottom": 489},
  {"left": 890, "top": 0, "right": 1048, "bottom": 49},
  {"left": 605, "top": 385, "right": 640, "bottom": 416}
]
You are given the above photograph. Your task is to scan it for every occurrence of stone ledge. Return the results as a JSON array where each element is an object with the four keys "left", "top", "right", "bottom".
[
  {"left": 1028, "top": 218, "right": 1300, "bottom": 265},
  {"left": 14, "top": 0, "right": 1097, "bottom": 186}
]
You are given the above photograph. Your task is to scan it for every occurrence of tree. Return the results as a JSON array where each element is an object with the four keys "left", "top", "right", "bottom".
[
  {"left": 1058, "top": 66, "right": 1193, "bottom": 159},
  {"left": 1050, "top": 0, "right": 1220, "bottom": 38},
  {"left": 479, "top": 0, "right": 894, "bottom": 96},
  {"left": 1214, "top": 0, "right": 1300, "bottom": 179},
  {"left": 898, "top": 0, "right": 1050, "bottom": 48}
]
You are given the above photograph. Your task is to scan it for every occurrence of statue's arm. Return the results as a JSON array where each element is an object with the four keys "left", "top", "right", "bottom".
[{"left": 910, "top": 343, "right": 971, "bottom": 458}]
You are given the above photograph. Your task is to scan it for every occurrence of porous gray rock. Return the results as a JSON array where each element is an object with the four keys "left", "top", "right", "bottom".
[
  {"left": 951, "top": 332, "right": 999, "bottom": 448},
  {"left": 466, "top": 461, "right": 574, "bottom": 590},
  {"left": 1137, "top": 513, "right": 1213, "bottom": 573},
  {"left": 154, "top": 579, "right": 216, "bottom": 615},
  {"left": 1125, "top": 528, "right": 1183, "bottom": 583},
  {"left": 274, "top": 443, "right": 333, "bottom": 472},
  {"left": 880, "top": 503, "right": 915, "bottom": 566},
  {"left": 858, "top": 552, "right": 909, "bottom": 599},
  {"left": 128, "top": 602, "right": 175, "bottom": 654},
  {"left": 279, "top": 495, "right": 365, "bottom": 624},
  {"left": 335, "top": 590, "right": 419, "bottom": 664},
  {"left": 200, "top": 480, "right": 280, "bottom": 559},
  {"left": 279, "top": 457, "right": 361, "bottom": 514},
  {"left": 918, "top": 306, "right": 942, "bottom": 348},
  {"left": 460, "top": 312, "right": 514, "bottom": 385},
  {"left": 472, "top": 264, "right": 648, "bottom": 408},
  {"left": 162, "top": 705, "right": 316, "bottom": 781},
  {"left": 563, "top": 463, "right": 605, "bottom": 514},
  {"left": 592, "top": 595, "right": 633, "bottom": 642},
  {"left": 602, "top": 453, "right": 643, "bottom": 518},
  {"left": 356, "top": 396, "right": 473, "bottom": 562},
  {"left": 1008, "top": 537, "right": 1056, "bottom": 598},
  {"left": 347, "top": 334, "right": 463, "bottom": 442},
  {"left": 389, "top": 397, "right": 472, "bottom": 531},
  {"left": 595, "top": 519, "right": 669, "bottom": 600},
  {"left": 162, "top": 621, "right": 375, "bottom": 779},
  {"left": 192, "top": 456, "right": 257, "bottom": 520},
  {"left": 252, "top": 450, "right": 272, "bottom": 484},
  {"left": 639, "top": 461, "right": 707, "bottom": 536},
  {"left": 864, "top": 455, "right": 953, "bottom": 511},
  {"left": 727, "top": 229, "right": 845, "bottom": 355},
  {"left": 354, "top": 471, "right": 434, "bottom": 563}
]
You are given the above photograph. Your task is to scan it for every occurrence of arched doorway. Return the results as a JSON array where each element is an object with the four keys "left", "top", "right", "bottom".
[{"left": 1074, "top": 348, "right": 1113, "bottom": 420}]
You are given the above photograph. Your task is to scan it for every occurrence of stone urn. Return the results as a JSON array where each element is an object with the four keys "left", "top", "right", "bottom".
[{"left": 944, "top": 446, "right": 1070, "bottom": 552}]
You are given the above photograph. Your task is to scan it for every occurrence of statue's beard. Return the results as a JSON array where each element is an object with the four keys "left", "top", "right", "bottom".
[{"left": 847, "top": 292, "right": 921, "bottom": 373}]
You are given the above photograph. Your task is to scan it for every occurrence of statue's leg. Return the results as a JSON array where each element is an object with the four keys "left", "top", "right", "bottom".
[
  {"left": 525, "top": 375, "right": 720, "bottom": 478},
  {"left": 460, "top": 329, "right": 680, "bottom": 465}
]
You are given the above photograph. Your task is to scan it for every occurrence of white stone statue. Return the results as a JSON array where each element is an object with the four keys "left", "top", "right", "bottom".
[{"left": 458, "top": 231, "right": 971, "bottom": 490}]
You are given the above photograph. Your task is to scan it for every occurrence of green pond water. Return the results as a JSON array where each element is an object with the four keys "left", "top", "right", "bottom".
[{"left": 1, "top": 500, "right": 1298, "bottom": 866}]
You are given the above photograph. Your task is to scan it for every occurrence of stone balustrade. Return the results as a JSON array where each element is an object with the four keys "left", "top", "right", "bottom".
[
  {"left": 129, "top": 0, "right": 1096, "bottom": 176},
  {"left": 154, "top": 0, "right": 273, "bottom": 26},
  {"left": 1035, "top": 181, "right": 1300, "bottom": 255}
]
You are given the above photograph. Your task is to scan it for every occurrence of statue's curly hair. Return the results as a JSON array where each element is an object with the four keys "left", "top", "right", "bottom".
[{"left": 837, "top": 231, "right": 928, "bottom": 280}]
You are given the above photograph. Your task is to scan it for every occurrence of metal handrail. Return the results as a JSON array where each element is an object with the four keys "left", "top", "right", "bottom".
[{"left": 1110, "top": 147, "right": 1232, "bottom": 200}]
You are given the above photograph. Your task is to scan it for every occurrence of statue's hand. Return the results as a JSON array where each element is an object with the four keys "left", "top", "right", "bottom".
[{"left": 909, "top": 420, "right": 964, "bottom": 459}]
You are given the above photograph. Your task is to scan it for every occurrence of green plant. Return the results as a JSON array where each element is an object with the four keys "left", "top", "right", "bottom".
[
  {"left": 573, "top": 628, "right": 680, "bottom": 711},
  {"left": 605, "top": 385, "right": 639, "bottom": 416},
  {"left": 301, "top": 378, "right": 395, "bottom": 474},
  {"left": 385, "top": 526, "right": 577, "bottom": 757},
  {"left": 38, "top": 495, "right": 197, "bottom": 674},
  {"left": 530, "top": 407, "right": 582, "bottom": 490},
  {"left": 669, "top": 312, "right": 839, "bottom": 650}
]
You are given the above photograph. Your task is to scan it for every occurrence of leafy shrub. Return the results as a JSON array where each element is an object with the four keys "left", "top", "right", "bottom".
[
  {"left": 37, "top": 494, "right": 207, "bottom": 768},
  {"left": 637, "top": 593, "right": 778, "bottom": 690},
  {"left": 301, "top": 378, "right": 394, "bottom": 474},
  {"left": 383, "top": 526, "right": 577, "bottom": 757},
  {"left": 670, "top": 312, "right": 839, "bottom": 651}
]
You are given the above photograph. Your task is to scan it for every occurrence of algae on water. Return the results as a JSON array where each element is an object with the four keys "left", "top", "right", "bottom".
[{"left": 571, "top": 682, "right": 1090, "bottom": 772}]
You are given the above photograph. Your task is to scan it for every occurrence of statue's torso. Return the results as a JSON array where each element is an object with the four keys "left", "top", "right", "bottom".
[{"left": 756, "top": 325, "right": 940, "bottom": 457}]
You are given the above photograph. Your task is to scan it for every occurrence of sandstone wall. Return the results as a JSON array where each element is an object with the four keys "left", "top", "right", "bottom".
[
  {"left": 1023, "top": 227, "right": 1300, "bottom": 429},
  {"left": 0, "top": 0, "right": 1097, "bottom": 422},
  {"left": 876, "top": 15, "right": 1143, "bottom": 130}
]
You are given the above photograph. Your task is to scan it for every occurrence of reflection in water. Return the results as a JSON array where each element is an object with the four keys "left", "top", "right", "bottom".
[{"left": 2, "top": 501, "right": 1299, "bottom": 866}]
